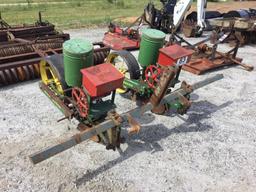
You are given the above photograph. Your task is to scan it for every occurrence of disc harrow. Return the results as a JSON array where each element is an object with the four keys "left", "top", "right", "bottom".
[
  {"left": 0, "top": 42, "right": 110, "bottom": 87},
  {"left": 0, "top": 58, "right": 41, "bottom": 86},
  {"left": 0, "top": 40, "right": 64, "bottom": 87},
  {"left": 0, "top": 13, "right": 111, "bottom": 87},
  {"left": 0, "top": 41, "right": 63, "bottom": 58},
  {"left": 93, "top": 42, "right": 111, "bottom": 65},
  {"left": 0, "top": 12, "right": 72, "bottom": 87}
]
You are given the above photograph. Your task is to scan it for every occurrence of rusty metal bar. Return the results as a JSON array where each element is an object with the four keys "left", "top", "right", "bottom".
[
  {"left": 39, "top": 82, "right": 73, "bottom": 118},
  {"left": 29, "top": 74, "right": 223, "bottom": 164},
  {"left": 0, "top": 58, "right": 41, "bottom": 71},
  {"left": 30, "top": 120, "right": 116, "bottom": 164},
  {"left": 0, "top": 48, "right": 62, "bottom": 64}
]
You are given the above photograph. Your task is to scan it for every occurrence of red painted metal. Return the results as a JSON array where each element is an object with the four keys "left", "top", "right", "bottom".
[
  {"left": 72, "top": 87, "right": 89, "bottom": 118},
  {"left": 81, "top": 63, "right": 125, "bottom": 97},
  {"left": 157, "top": 44, "right": 194, "bottom": 67},
  {"left": 145, "top": 65, "right": 162, "bottom": 88},
  {"left": 103, "top": 32, "right": 140, "bottom": 50},
  {"left": 182, "top": 57, "right": 243, "bottom": 75},
  {"left": 182, "top": 58, "right": 214, "bottom": 75}
]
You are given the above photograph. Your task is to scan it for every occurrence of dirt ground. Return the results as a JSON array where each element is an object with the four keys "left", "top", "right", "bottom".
[
  {"left": 0, "top": 26, "right": 256, "bottom": 192},
  {"left": 191, "top": 1, "right": 256, "bottom": 12}
]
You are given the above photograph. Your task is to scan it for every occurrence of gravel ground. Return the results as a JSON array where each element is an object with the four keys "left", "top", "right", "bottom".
[{"left": 0, "top": 28, "right": 256, "bottom": 192}]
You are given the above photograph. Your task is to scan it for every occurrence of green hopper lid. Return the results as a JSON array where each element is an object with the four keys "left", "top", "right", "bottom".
[
  {"left": 142, "top": 29, "right": 166, "bottom": 40},
  {"left": 63, "top": 39, "right": 93, "bottom": 55}
]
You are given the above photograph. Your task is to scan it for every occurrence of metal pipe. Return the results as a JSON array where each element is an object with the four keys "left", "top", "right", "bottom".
[{"left": 30, "top": 120, "right": 116, "bottom": 164}]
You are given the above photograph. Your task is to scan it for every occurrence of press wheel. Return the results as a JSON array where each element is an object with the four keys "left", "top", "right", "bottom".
[
  {"left": 40, "top": 54, "right": 67, "bottom": 94},
  {"left": 106, "top": 50, "right": 141, "bottom": 94}
]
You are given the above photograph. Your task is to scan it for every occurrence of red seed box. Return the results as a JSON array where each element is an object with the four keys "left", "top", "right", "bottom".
[
  {"left": 81, "top": 63, "right": 124, "bottom": 97},
  {"left": 158, "top": 44, "right": 194, "bottom": 67}
]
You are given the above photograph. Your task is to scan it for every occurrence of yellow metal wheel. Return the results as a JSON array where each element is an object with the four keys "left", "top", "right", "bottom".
[
  {"left": 40, "top": 59, "right": 65, "bottom": 94},
  {"left": 107, "top": 51, "right": 141, "bottom": 94},
  {"left": 107, "top": 53, "right": 130, "bottom": 93}
]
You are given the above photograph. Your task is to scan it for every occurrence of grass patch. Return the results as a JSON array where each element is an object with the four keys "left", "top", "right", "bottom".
[{"left": 0, "top": 0, "right": 161, "bottom": 29}]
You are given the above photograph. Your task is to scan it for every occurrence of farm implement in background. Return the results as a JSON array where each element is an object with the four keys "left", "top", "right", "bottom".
[
  {"left": 0, "top": 12, "right": 69, "bottom": 87},
  {"left": 0, "top": 13, "right": 112, "bottom": 87}
]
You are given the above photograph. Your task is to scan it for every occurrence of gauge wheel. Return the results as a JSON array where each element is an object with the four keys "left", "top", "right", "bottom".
[
  {"left": 106, "top": 50, "right": 141, "bottom": 94},
  {"left": 40, "top": 54, "right": 67, "bottom": 95}
]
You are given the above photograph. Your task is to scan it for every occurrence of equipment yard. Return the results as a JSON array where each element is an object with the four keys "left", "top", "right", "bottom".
[
  {"left": 0, "top": 1, "right": 255, "bottom": 29},
  {"left": 1, "top": 28, "right": 256, "bottom": 192}
]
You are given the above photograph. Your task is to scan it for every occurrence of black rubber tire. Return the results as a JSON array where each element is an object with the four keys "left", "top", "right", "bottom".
[
  {"left": 45, "top": 54, "right": 68, "bottom": 90},
  {"left": 186, "top": 11, "right": 222, "bottom": 22},
  {"left": 108, "top": 50, "right": 141, "bottom": 80},
  {"left": 223, "top": 10, "right": 250, "bottom": 19}
]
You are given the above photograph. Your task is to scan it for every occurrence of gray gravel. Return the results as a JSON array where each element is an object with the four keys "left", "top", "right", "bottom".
[{"left": 0, "top": 28, "right": 256, "bottom": 192}]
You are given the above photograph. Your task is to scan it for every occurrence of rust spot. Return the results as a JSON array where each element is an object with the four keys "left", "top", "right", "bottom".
[
  {"left": 127, "top": 114, "right": 141, "bottom": 135},
  {"left": 73, "top": 133, "right": 82, "bottom": 144},
  {"left": 77, "top": 123, "right": 100, "bottom": 143},
  {"left": 181, "top": 81, "right": 193, "bottom": 93},
  {"left": 151, "top": 104, "right": 167, "bottom": 115}
]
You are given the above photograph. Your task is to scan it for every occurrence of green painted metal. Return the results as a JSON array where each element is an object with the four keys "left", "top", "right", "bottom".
[
  {"left": 138, "top": 29, "right": 166, "bottom": 68},
  {"left": 123, "top": 78, "right": 150, "bottom": 95},
  {"left": 168, "top": 101, "right": 183, "bottom": 110},
  {"left": 63, "top": 39, "right": 93, "bottom": 87},
  {"left": 89, "top": 100, "right": 117, "bottom": 121}
]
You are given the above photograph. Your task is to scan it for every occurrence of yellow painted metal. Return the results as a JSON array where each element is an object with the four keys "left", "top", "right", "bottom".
[
  {"left": 40, "top": 60, "right": 64, "bottom": 94},
  {"left": 106, "top": 53, "right": 129, "bottom": 94},
  {"left": 115, "top": 69, "right": 128, "bottom": 94}
]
